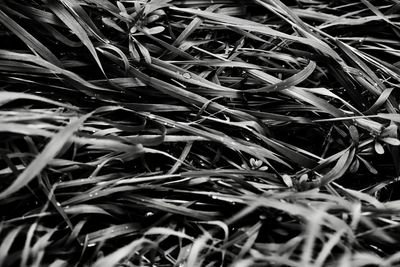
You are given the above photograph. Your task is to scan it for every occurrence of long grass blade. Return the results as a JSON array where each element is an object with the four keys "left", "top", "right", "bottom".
[{"left": 0, "top": 112, "right": 92, "bottom": 198}]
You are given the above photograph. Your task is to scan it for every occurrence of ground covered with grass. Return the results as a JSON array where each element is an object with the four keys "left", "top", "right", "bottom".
[{"left": 1, "top": 0, "right": 400, "bottom": 266}]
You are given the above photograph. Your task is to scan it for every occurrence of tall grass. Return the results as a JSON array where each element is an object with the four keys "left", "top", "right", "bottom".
[{"left": 1, "top": 0, "right": 400, "bottom": 266}]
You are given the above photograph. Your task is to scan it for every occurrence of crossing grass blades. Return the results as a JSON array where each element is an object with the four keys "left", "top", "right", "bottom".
[{"left": 1, "top": 0, "right": 400, "bottom": 266}]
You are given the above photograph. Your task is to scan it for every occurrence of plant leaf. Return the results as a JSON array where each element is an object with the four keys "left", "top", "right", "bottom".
[
  {"left": 0, "top": 9, "right": 62, "bottom": 66},
  {"left": 0, "top": 112, "right": 92, "bottom": 199}
]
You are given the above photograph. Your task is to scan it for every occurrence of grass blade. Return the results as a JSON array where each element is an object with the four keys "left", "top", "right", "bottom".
[
  {"left": 0, "top": 9, "right": 61, "bottom": 66},
  {"left": 47, "top": 0, "right": 105, "bottom": 74},
  {"left": 0, "top": 112, "right": 92, "bottom": 199}
]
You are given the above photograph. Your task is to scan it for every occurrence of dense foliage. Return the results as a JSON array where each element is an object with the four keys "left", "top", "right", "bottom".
[{"left": 1, "top": 0, "right": 400, "bottom": 266}]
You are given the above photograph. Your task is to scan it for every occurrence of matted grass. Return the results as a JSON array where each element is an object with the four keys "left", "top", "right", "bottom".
[{"left": 1, "top": 0, "right": 400, "bottom": 266}]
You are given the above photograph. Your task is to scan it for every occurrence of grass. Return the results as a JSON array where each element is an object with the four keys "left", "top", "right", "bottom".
[{"left": 1, "top": 0, "right": 400, "bottom": 266}]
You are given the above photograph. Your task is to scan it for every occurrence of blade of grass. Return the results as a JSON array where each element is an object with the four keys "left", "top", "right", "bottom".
[
  {"left": 246, "top": 61, "right": 316, "bottom": 93},
  {"left": 47, "top": 0, "right": 106, "bottom": 75},
  {"left": 0, "top": 226, "right": 23, "bottom": 266},
  {"left": 0, "top": 9, "right": 62, "bottom": 66},
  {"left": 0, "top": 112, "right": 92, "bottom": 199},
  {"left": 319, "top": 147, "right": 356, "bottom": 187},
  {"left": 92, "top": 238, "right": 151, "bottom": 267}
]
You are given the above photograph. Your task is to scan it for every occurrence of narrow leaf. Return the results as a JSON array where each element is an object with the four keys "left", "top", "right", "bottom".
[
  {"left": 48, "top": 0, "right": 105, "bottom": 74},
  {"left": 0, "top": 9, "right": 62, "bottom": 66},
  {"left": 0, "top": 112, "right": 92, "bottom": 198}
]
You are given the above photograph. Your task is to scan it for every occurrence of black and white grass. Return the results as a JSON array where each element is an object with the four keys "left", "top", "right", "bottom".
[{"left": 1, "top": 0, "right": 400, "bottom": 266}]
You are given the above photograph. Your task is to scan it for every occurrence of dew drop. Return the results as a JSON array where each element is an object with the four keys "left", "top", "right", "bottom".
[
  {"left": 182, "top": 72, "right": 191, "bottom": 79},
  {"left": 87, "top": 243, "right": 96, "bottom": 247},
  {"left": 145, "top": 211, "right": 154, "bottom": 217},
  {"left": 56, "top": 202, "right": 61, "bottom": 207},
  {"left": 89, "top": 194, "right": 93, "bottom": 197}
]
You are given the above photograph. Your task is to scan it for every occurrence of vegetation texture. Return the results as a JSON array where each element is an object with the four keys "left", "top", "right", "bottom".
[{"left": 1, "top": 0, "right": 400, "bottom": 266}]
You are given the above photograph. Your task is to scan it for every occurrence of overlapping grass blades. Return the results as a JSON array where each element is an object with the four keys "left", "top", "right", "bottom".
[{"left": 1, "top": 0, "right": 400, "bottom": 266}]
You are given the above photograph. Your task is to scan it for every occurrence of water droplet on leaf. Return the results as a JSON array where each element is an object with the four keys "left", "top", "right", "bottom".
[{"left": 182, "top": 72, "right": 191, "bottom": 79}]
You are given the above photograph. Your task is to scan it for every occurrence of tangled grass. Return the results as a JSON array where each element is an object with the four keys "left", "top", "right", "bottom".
[{"left": 1, "top": 0, "right": 400, "bottom": 266}]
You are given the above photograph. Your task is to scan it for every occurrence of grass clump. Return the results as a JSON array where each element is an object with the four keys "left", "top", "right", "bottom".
[{"left": 1, "top": 0, "right": 400, "bottom": 266}]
